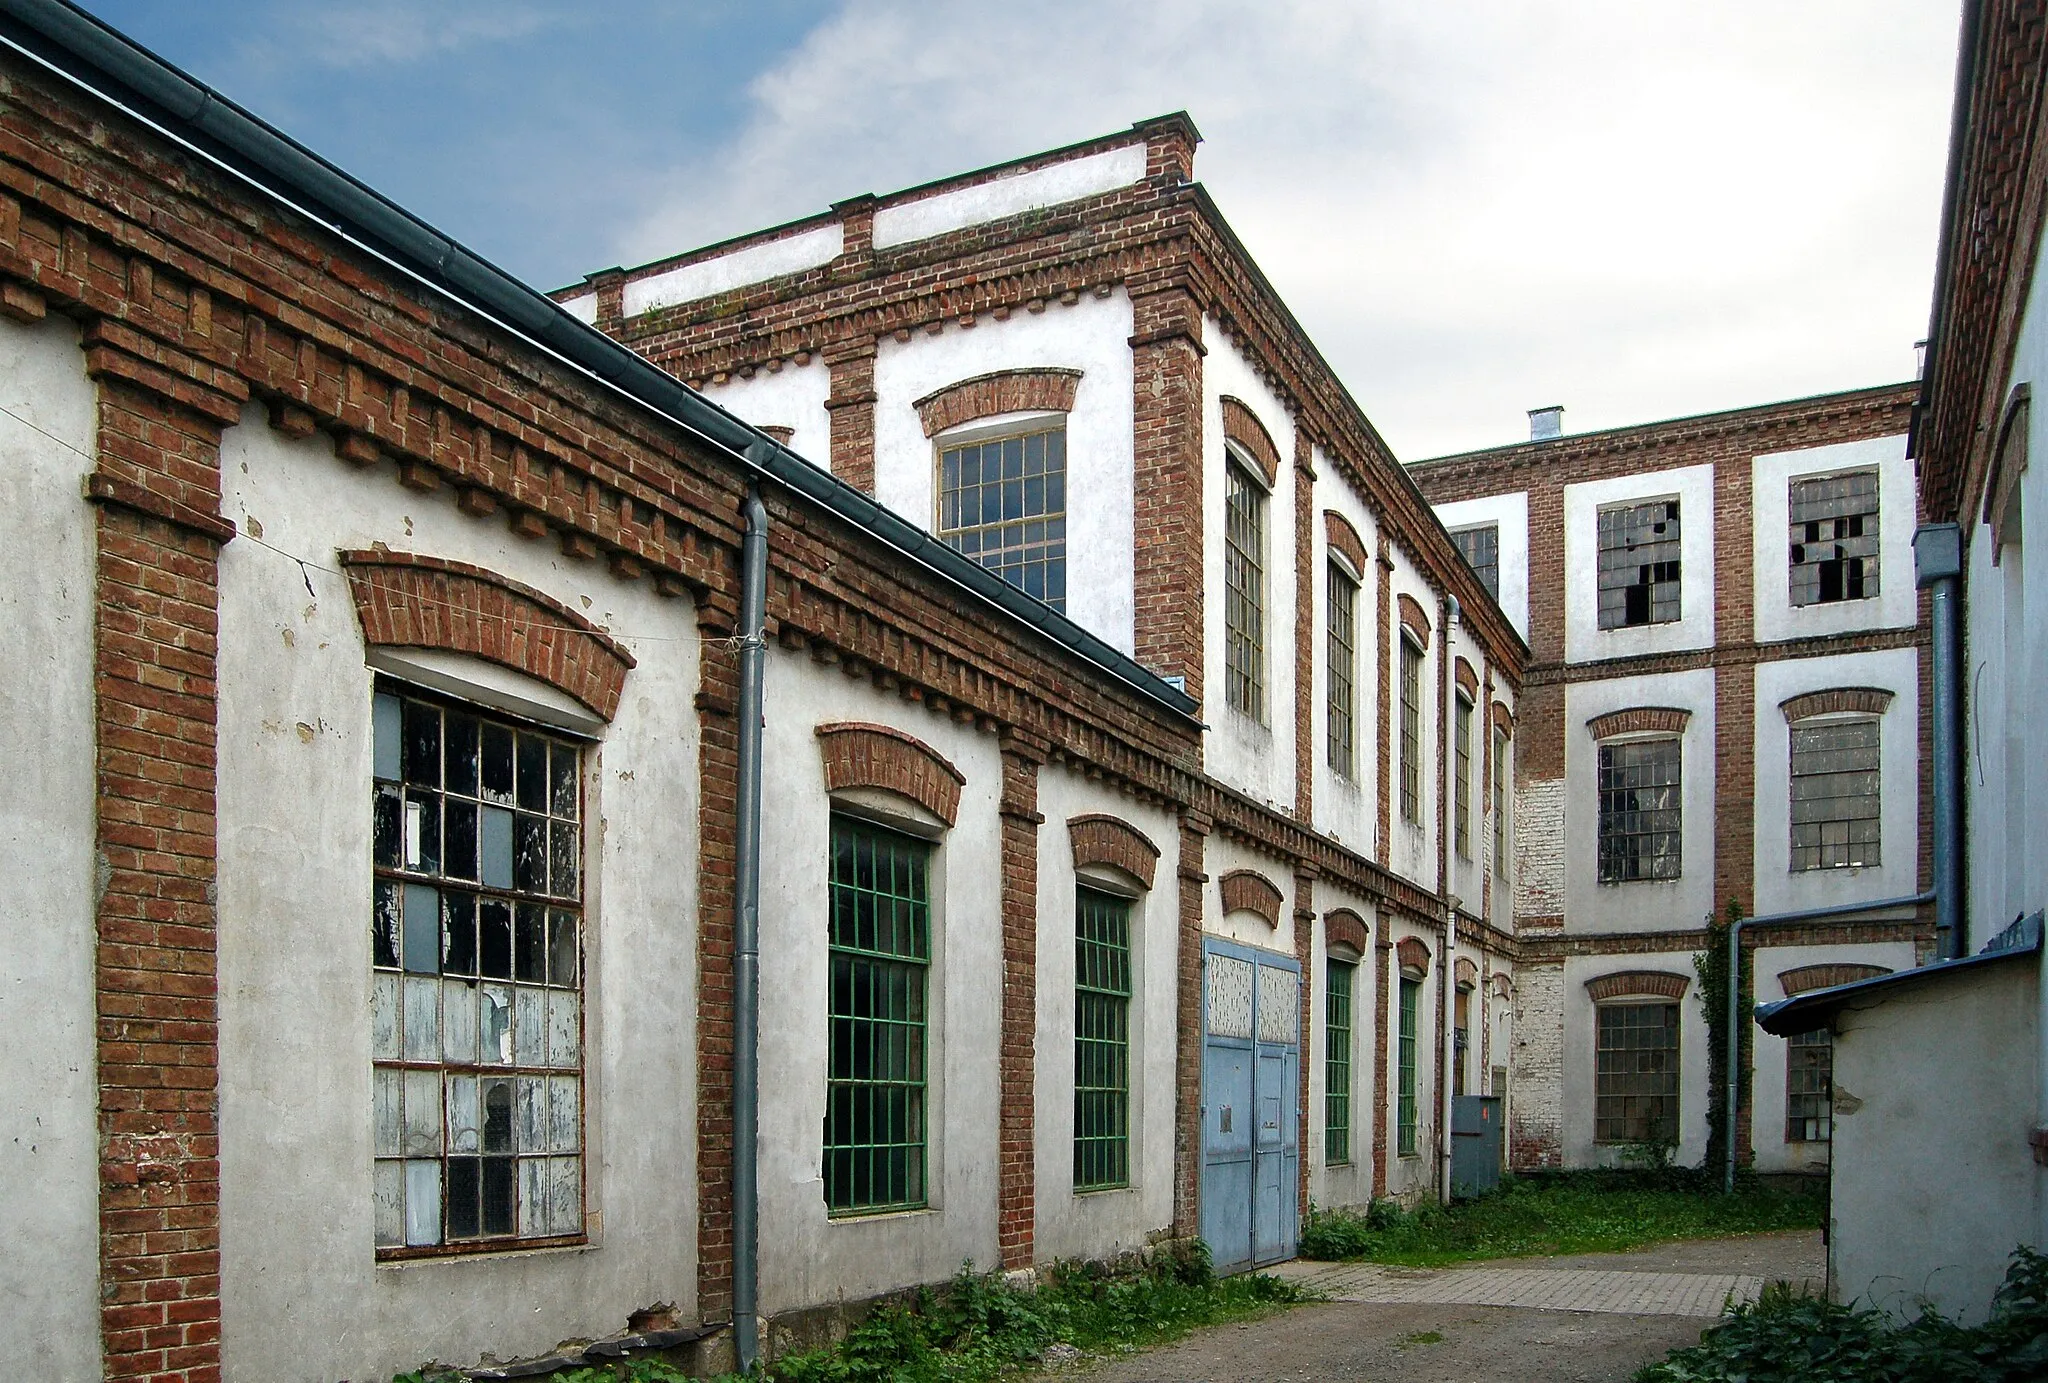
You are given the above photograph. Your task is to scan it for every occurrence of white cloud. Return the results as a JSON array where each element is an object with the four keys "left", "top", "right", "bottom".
[
  {"left": 615, "top": 0, "right": 1958, "bottom": 458},
  {"left": 244, "top": 2, "right": 561, "bottom": 70}
]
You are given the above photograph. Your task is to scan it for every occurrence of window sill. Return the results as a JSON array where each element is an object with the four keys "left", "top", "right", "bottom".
[
  {"left": 377, "top": 1233, "right": 590, "bottom": 1268},
  {"left": 826, "top": 1204, "right": 939, "bottom": 1225}
]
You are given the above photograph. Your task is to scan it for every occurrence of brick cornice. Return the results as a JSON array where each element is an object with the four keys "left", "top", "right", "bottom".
[
  {"left": 1586, "top": 706, "right": 1690, "bottom": 740},
  {"left": 1219, "top": 395, "right": 1280, "bottom": 485},
  {"left": 913, "top": 368, "right": 1082, "bottom": 437},
  {"left": 1218, "top": 868, "right": 1283, "bottom": 926},
  {"left": 1777, "top": 962, "right": 1892, "bottom": 997},
  {"left": 1325, "top": 908, "right": 1369, "bottom": 954},
  {"left": 1780, "top": 687, "right": 1895, "bottom": 722},
  {"left": 815, "top": 721, "right": 966, "bottom": 825},
  {"left": 1323, "top": 509, "right": 1367, "bottom": 576},
  {"left": 1068, "top": 813, "right": 1160, "bottom": 889},
  {"left": 1524, "top": 624, "right": 1929, "bottom": 687},
  {"left": 338, "top": 550, "right": 636, "bottom": 720},
  {"left": 84, "top": 469, "right": 236, "bottom": 545},
  {"left": 1584, "top": 969, "right": 1690, "bottom": 1001}
]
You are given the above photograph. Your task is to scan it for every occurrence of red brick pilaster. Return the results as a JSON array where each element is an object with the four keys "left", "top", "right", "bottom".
[
  {"left": 997, "top": 739, "right": 1044, "bottom": 1267},
  {"left": 824, "top": 339, "right": 878, "bottom": 494},
  {"left": 1371, "top": 932, "right": 1393, "bottom": 1199},
  {"left": 1292, "top": 871, "right": 1315, "bottom": 1219},
  {"left": 88, "top": 372, "right": 238, "bottom": 1383},
  {"left": 695, "top": 599, "right": 741, "bottom": 1324},
  {"left": 1171, "top": 810, "right": 1211, "bottom": 1236},
  {"left": 1129, "top": 285, "right": 1205, "bottom": 701},
  {"left": 1293, "top": 428, "right": 1316, "bottom": 821},
  {"left": 1375, "top": 539, "right": 1395, "bottom": 865}
]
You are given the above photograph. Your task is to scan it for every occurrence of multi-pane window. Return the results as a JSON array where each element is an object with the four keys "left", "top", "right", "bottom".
[
  {"left": 1594, "top": 1002, "right": 1679, "bottom": 1144},
  {"left": 1326, "top": 562, "right": 1358, "bottom": 777},
  {"left": 1454, "top": 696, "right": 1474, "bottom": 860},
  {"left": 825, "top": 816, "right": 931, "bottom": 1215},
  {"left": 1786, "top": 1029, "right": 1833, "bottom": 1143},
  {"left": 1224, "top": 460, "right": 1267, "bottom": 719},
  {"left": 1397, "top": 977, "right": 1420, "bottom": 1156},
  {"left": 1398, "top": 639, "right": 1423, "bottom": 824},
  {"left": 1789, "top": 472, "right": 1879, "bottom": 606},
  {"left": 1596, "top": 500, "right": 1682, "bottom": 629},
  {"left": 1492, "top": 726, "right": 1510, "bottom": 881},
  {"left": 1790, "top": 719, "right": 1882, "bottom": 871},
  {"left": 1451, "top": 524, "right": 1500, "bottom": 599},
  {"left": 1074, "top": 889, "right": 1132, "bottom": 1192},
  {"left": 938, "top": 424, "right": 1067, "bottom": 612},
  {"left": 1597, "top": 738, "right": 1682, "bottom": 883},
  {"left": 371, "top": 686, "right": 585, "bottom": 1252},
  {"left": 1324, "top": 958, "right": 1354, "bottom": 1165}
]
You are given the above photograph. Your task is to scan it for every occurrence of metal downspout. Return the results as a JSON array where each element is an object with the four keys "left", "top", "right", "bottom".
[
  {"left": 733, "top": 487, "right": 768, "bottom": 1372},
  {"left": 1441, "top": 596, "right": 1461, "bottom": 1206},
  {"left": 1916, "top": 522, "right": 1966, "bottom": 959}
]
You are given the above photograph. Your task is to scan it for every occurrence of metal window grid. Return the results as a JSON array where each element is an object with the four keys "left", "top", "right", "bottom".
[
  {"left": 1399, "top": 640, "right": 1422, "bottom": 823},
  {"left": 938, "top": 425, "right": 1068, "bottom": 612},
  {"left": 825, "top": 816, "right": 931, "bottom": 1215},
  {"left": 1492, "top": 727, "right": 1509, "bottom": 881},
  {"left": 1454, "top": 696, "right": 1474, "bottom": 859},
  {"left": 1596, "top": 500, "right": 1682, "bottom": 629},
  {"left": 1594, "top": 1002, "right": 1679, "bottom": 1144},
  {"left": 1785, "top": 1028, "right": 1833, "bottom": 1143},
  {"left": 1325, "top": 958, "right": 1354, "bottom": 1165},
  {"left": 1397, "top": 977, "right": 1420, "bottom": 1156},
  {"left": 1790, "top": 719, "right": 1882, "bottom": 871},
  {"left": 1074, "top": 888, "right": 1132, "bottom": 1191},
  {"left": 1788, "top": 471, "right": 1879, "bottom": 607},
  {"left": 371, "top": 685, "right": 585, "bottom": 1254},
  {"left": 1597, "top": 738, "right": 1683, "bottom": 883},
  {"left": 1452, "top": 524, "right": 1500, "bottom": 599},
  {"left": 1224, "top": 461, "right": 1267, "bottom": 719},
  {"left": 1326, "top": 562, "right": 1357, "bottom": 777}
]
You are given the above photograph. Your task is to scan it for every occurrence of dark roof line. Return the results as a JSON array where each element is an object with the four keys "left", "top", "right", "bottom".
[
  {"left": 0, "top": 0, "right": 1199, "bottom": 721},
  {"left": 1754, "top": 911, "right": 2041, "bottom": 1037}
]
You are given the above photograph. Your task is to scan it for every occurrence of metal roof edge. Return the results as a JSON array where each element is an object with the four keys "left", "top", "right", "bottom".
[{"left": 1754, "top": 910, "right": 2042, "bottom": 1036}]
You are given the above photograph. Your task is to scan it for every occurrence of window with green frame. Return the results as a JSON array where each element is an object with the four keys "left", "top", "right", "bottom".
[
  {"left": 824, "top": 816, "right": 930, "bottom": 1215},
  {"left": 1325, "top": 958, "right": 1355, "bottom": 1165},
  {"left": 1397, "top": 976, "right": 1420, "bottom": 1156},
  {"left": 1074, "top": 888, "right": 1132, "bottom": 1191}
]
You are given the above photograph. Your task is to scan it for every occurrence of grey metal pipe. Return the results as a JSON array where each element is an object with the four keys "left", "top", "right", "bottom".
[
  {"left": 733, "top": 486, "right": 768, "bottom": 1371},
  {"left": 1722, "top": 889, "right": 1934, "bottom": 1193},
  {"left": 1440, "top": 594, "right": 1461, "bottom": 1206},
  {"left": 1916, "top": 522, "right": 1965, "bottom": 960}
]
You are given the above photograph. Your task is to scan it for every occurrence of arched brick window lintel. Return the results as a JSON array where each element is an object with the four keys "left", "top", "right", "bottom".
[
  {"left": 1777, "top": 962, "right": 1892, "bottom": 997},
  {"left": 1454, "top": 957, "right": 1480, "bottom": 991},
  {"left": 1220, "top": 396, "right": 1281, "bottom": 485},
  {"left": 1068, "top": 813, "right": 1161, "bottom": 890},
  {"left": 816, "top": 722, "right": 966, "bottom": 826},
  {"left": 1491, "top": 700, "right": 1516, "bottom": 737},
  {"left": 1584, "top": 970, "right": 1690, "bottom": 1002},
  {"left": 914, "top": 368, "right": 1082, "bottom": 437},
  {"left": 1395, "top": 936, "right": 1431, "bottom": 976},
  {"left": 339, "top": 550, "right": 636, "bottom": 721},
  {"left": 1986, "top": 383, "right": 2030, "bottom": 556},
  {"left": 1324, "top": 510, "right": 1368, "bottom": 576},
  {"left": 1586, "top": 706, "right": 1690, "bottom": 740},
  {"left": 1490, "top": 972, "right": 1513, "bottom": 1000},
  {"left": 1779, "top": 688, "right": 1895, "bottom": 723},
  {"left": 1454, "top": 657, "right": 1480, "bottom": 700},
  {"left": 1396, "top": 593, "right": 1432, "bottom": 649},
  {"left": 1325, "top": 908, "right": 1370, "bottom": 954},
  {"left": 1218, "top": 869, "right": 1284, "bottom": 926}
]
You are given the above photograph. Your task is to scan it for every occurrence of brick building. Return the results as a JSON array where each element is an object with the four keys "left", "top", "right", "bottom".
[{"left": 1409, "top": 388, "right": 1936, "bottom": 1174}]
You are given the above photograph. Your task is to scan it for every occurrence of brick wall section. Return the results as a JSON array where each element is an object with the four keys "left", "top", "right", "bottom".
[
  {"left": 337, "top": 551, "right": 637, "bottom": 719},
  {"left": 1510, "top": 961, "right": 1564, "bottom": 1168},
  {"left": 1172, "top": 813, "right": 1210, "bottom": 1236},
  {"left": 90, "top": 379, "right": 232, "bottom": 1383},
  {"left": 1292, "top": 873, "right": 1315, "bottom": 1220},
  {"left": 1129, "top": 286, "right": 1205, "bottom": 699},
  {"left": 696, "top": 610, "right": 741, "bottom": 1323},
  {"left": 1218, "top": 869, "right": 1283, "bottom": 926},
  {"left": 1779, "top": 688, "right": 1896, "bottom": 721},
  {"left": 1218, "top": 396, "right": 1279, "bottom": 484},
  {"left": 1585, "top": 706, "right": 1691, "bottom": 740},
  {"left": 814, "top": 723, "right": 966, "bottom": 825},
  {"left": 1066, "top": 813, "right": 1160, "bottom": 888},
  {"left": 1583, "top": 970, "right": 1691, "bottom": 1001},
  {"left": 1370, "top": 935, "right": 1392, "bottom": 1197},
  {"left": 1375, "top": 539, "right": 1395, "bottom": 863},
  {"left": 1294, "top": 430, "right": 1316, "bottom": 822},
  {"left": 912, "top": 368, "right": 1082, "bottom": 437},
  {"left": 824, "top": 340, "right": 878, "bottom": 494},
  {"left": 997, "top": 745, "right": 1044, "bottom": 1268}
]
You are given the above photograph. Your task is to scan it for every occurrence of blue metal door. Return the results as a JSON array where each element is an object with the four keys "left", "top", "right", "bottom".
[{"left": 1201, "top": 938, "right": 1300, "bottom": 1273}]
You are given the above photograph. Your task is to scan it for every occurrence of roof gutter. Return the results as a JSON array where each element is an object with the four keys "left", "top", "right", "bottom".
[
  {"left": 0, "top": 0, "right": 1200, "bottom": 723},
  {"left": 1910, "top": 0, "right": 1986, "bottom": 466}
]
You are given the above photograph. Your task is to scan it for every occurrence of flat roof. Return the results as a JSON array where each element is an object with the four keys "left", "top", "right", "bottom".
[{"left": 1754, "top": 912, "right": 2042, "bottom": 1037}]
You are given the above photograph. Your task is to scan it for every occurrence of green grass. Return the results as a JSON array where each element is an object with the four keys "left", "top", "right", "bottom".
[{"left": 1299, "top": 1170, "right": 1823, "bottom": 1267}]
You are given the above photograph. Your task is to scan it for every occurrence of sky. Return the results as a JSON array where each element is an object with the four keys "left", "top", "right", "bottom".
[{"left": 74, "top": 1, "right": 1962, "bottom": 460}]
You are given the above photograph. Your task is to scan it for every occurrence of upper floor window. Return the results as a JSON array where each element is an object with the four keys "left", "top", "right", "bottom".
[
  {"left": 1451, "top": 524, "right": 1500, "bottom": 598},
  {"left": 1398, "top": 637, "right": 1423, "bottom": 824},
  {"left": 1074, "top": 888, "right": 1133, "bottom": 1192},
  {"left": 372, "top": 685, "right": 586, "bottom": 1253},
  {"left": 1224, "top": 458, "right": 1268, "bottom": 720},
  {"left": 938, "top": 422, "right": 1067, "bottom": 612},
  {"left": 1596, "top": 499, "right": 1681, "bottom": 629},
  {"left": 1790, "top": 718, "right": 1881, "bottom": 871},
  {"left": 1788, "top": 471, "right": 1879, "bottom": 606},
  {"left": 1453, "top": 695, "right": 1474, "bottom": 860},
  {"left": 1326, "top": 561, "right": 1358, "bottom": 777},
  {"left": 1597, "top": 737, "right": 1681, "bottom": 882}
]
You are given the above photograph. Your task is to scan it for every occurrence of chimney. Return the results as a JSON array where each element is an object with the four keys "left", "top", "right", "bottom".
[{"left": 1528, "top": 405, "right": 1564, "bottom": 441}]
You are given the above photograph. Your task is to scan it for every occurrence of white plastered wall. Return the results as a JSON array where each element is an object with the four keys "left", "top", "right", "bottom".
[
  {"left": 214, "top": 413, "right": 701, "bottom": 1383},
  {"left": 1203, "top": 333, "right": 1299, "bottom": 810},
  {"left": 1750, "top": 435, "right": 1917, "bottom": 644},
  {"left": 1202, "top": 834, "right": 1297, "bottom": 955},
  {"left": 1445, "top": 619, "right": 1489, "bottom": 917},
  {"left": 870, "top": 295, "right": 1136, "bottom": 654},
  {"left": 753, "top": 666, "right": 1004, "bottom": 1313},
  {"left": 1560, "top": 955, "right": 1710, "bottom": 1168},
  {"left": 1305, "top": 888, "right": 1378, "bottom": 1212},
  {"left": 1430, "top": 491, "right": 1530, "bottom": 640},
  {"left": 693, "top": 358, "right": 831, "bottom": 471},
  {"left": 1563, "top": 668, "right": 1718, "bottom": 935},
  {"left": 1563, "top": 464, "right": 1716, "bottom": 664},
  {"left": 1311, "top": 467, "right": 1382, "bottom": 857},
  {"left": 1750, "top": 648, "right": 1922, "bottom": 916},
  {"left": 1031, "top": 772, "right": 1179, "bottom": 1262},
  {"left": 0, "top": 315, "right": 102, "bottom": 1378}
]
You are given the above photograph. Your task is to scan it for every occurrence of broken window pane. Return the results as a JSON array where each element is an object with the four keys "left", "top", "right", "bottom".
[
  {"left": 514, "top": 815, "right": 547, "bottom": 893},
  {"left": 374, "top": 787, "right": 402, "bottom": 870},
  {"left": 1596, "top": 500, "right": 1682, "bottom": 629},
  {"left": 481, "top": 1157, "right": 515, "bottom": 1236},
  {"left": 1789, "top": 471, "right": 1879, "bottom": 606},
  {"left": 372, "top": 882, "right": 401, "bottom": 968},
  {"left": 481, "top": 723, "right": 515, "bottom": 803},
  {"left": 481, "top": 1079, "right": 514, "bottom": 1153},
  {"left": 374, "top": 692, "right": 403, "bottom": 782},
  {"left": 445, "top": 1157, "right": 481, "bottom": 1239},
  {"left": 403, "top": 700, "right": 441, "bottom": 789},
  {"left": 442, "top": 893, "right": 477, "bottom": 976},
  {"left": 443, "top": 799, "right": 478, "bottom": 882},
  {"left": 517, "top": 736, "right": 547, "bottom": 812},
  {"left": 548, "top": 911, "right": 578, "bottom": 988},
  {"left": 478, "top": 900, "right": 512, "bottom": 979},
  {"left": 445, "top": 710, "right": 479, "bottom": 796},
  {"left": 447, "top": 1075, "right": 480, "bottom": 1155},
  {"left": 402, "top": 884, "right": 440, "bottom": 974},
  {"left": 550, "top": 745, "right": 577, "bottom": 818}
]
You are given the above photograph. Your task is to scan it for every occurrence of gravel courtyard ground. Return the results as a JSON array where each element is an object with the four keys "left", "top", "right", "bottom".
[{"left": 1074, "top": 1230, "right": 1823, "bottom": 1383}]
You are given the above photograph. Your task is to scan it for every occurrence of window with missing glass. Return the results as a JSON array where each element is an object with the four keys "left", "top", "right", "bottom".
[
  {"left": 1074, "top": 888, "right": 1132, "bottom": 1192},
  {"left": 1224, "top": 459, "right": 1267, "bottom": 719},
  {"left": 938, "top": 423, "right": 1067, "bottom": 611},
  {"left": 1596, "top": 500, "right": 1681, "bottom": 629},
  {"left": 1597, "top": 738, "right": 1682, "bottom": 883},
  {"left": 371, "top": 685, "right": 585, "bottom": 1253},
  {"left": 1326, "top": 562, "right": 1358, "bottom": 777},
  {"left": 1397, "top": 976, "right": 1420, "bottom": 1156},
  {"left": 1789, "top": 471, "right": 1879, "bottom": 606},
  {"left": 825, "top": 815, "right": 931, "bottom": 1215},
  {"left": 1451, "top": 524, "right": 1500, "bottom": 598},
  {"left": 1399, "top": 639, "right": 1423, "bottom": 824},
  {"left": 1325, "top": 957, "right": 1354, "bottom": 1165},
  {"left": 1454, "top": 695, "right": 1474, "bottom": 860},
  {"left": 1594, "top": 1002, "right": 1679, "bottom": 1144},
  {"left": 1790, "top": 719, "right": 1882, "bottom": 871},
  {"left": 1786, "top": 1028, "right": 1832, "bottom": 1143}
]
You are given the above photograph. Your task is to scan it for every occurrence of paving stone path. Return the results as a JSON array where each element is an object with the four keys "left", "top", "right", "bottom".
[{"left": 1275, "top": 1260, "right": 1762, "bottom": 1317}]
